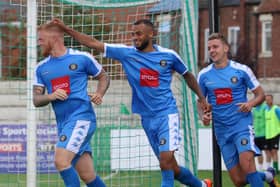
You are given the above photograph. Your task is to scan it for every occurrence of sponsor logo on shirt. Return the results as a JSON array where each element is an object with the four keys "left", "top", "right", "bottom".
[
  {"left": 205, "top": 81, "right": 215, "bottom": 85},
  {"left": 140, "top": 68, "right": 159, "bottom": 87},
  {"left": 51, "top": 76, "right": 71, "bottom": 94},
  {"left": 42, "top": 71, "right": 49, "bottom": 75},
  {"left": 128, "top": 57, "right": 142, "bottom": 63},
  {"left": 214, "top": 88, "right": 232, "bottom": 104}
]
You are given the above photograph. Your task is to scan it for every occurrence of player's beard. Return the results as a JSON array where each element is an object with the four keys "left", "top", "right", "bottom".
[
  {"left": 41, "top": 45, "right": 52, "bottom": 57},
  {"left": 135, "top": 39, "right": 149, "bottom": 51}
]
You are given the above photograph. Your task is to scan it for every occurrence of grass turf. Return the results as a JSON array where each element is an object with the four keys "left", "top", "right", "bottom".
[{"left": 0, "top": 170, "right": 278, "bottom": 187}]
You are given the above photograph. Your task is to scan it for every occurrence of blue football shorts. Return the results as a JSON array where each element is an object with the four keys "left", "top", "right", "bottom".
[
  {"left": 216, "top": 125, "right": 260, "bottom": 170},
  {"left": 141, "top": 113, "right": 181, "bottom": 158},
  {"left": 56, "top": 119, "right": 96, "bottom": 165}
]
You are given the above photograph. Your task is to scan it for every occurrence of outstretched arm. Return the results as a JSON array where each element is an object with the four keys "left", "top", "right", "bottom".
[{"left": 51, "top": 18, "right": 105, "bottom": 52}]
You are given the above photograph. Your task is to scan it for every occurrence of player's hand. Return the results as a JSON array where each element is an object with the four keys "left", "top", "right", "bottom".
[
  {"left": 197, "top": 98, "right": 212, "bottom": 113},
  {"left": 236, "top": 102, "right": 252, "bottom": 113},
  {"left": 49, "top": 89, "right": 68, "bottom": 101},
  {"left": 89, "top": 92, "right": 103, "bottom": 105},
  {"left": 197, "top": 99, "right": 212, "bottom": 126},
  {"left": 49, "top": 18, "right": 67, "bottom": 30},
  {"left": 202, "top": 111, "right": 212, "bottom": 126}
]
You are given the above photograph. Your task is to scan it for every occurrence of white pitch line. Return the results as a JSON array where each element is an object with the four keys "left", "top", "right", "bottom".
[{"left": 104, "top": 171, "right": 119, "bottom": 180}]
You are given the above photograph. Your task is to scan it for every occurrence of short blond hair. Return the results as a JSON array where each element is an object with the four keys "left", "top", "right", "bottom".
[
  {"left": 38, "top": 23, "right": 63, "bottom": 34},
  {"left": 208, "top": 32, "right": 229, "bottom": 47}
]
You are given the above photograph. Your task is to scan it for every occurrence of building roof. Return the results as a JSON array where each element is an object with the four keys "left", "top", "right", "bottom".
[
  {"left": 148, "top": 0, "right": 181, "bottom": 13},
  {"left": 257, "top": 0, "right": 280, "bottom": 14},
  {"left": 199, "top": 0, "right": 261, "bottom": 9},
  {"left": 246, "top": 0, "right": 261, "bottom": 3},
  {"left": 223, "top": 0, "right": 240, "bottom": 6}
]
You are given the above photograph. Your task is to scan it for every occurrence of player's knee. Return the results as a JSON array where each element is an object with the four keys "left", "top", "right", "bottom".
[
  {"left": 80, "top": 172, "right": 95, "bottom": 183},
  {"left": 231, "top": 176, "right": 246, "bottom": 187},
  {"left": 159, "top": 154, "right": 175, "bottom": 170},
  {"left": 54, "top": 157, "right": 71, "bottom": 171},
  {"left": 240, "top": 159, "right": 256, "bottom": 173},
  {"left": 233, "top": 179, "right": 246, "bottom": 187},
  {"left": 159, "top": 161, "right": 168, "bottom": 169}
]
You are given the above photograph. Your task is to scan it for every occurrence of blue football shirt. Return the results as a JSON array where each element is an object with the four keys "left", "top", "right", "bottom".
[
  {"left": 34, "top": 48, "right": 102, "bottom": 125},
  {"left": 198, "top": 60, "right": 260, "bottom": 129},
  {"left": 104, "top": 43, "right": 188, "bottom": 117}
]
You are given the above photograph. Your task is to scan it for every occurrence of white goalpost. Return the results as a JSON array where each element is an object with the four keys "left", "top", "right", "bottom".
[{"left": 26, "top": 0, "right": 37, "bottom": 186}]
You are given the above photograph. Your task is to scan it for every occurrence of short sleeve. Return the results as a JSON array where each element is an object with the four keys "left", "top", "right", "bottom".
[
  {"left": 84, "top": 53, "right": 102, "bottom": 77},
  {"left": 242, "top": 65, "right": 260, "bottom": 91},
  {"left": 33, "top": 65, "right": 45, "bottom": 87},
  {"left": 104, "top": 43, "right": 129, "bottom": 61}
]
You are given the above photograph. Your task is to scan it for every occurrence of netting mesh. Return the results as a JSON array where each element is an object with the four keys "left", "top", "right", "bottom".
[{"left": 0, "top": 0, "right": 199, "bottom": 186}]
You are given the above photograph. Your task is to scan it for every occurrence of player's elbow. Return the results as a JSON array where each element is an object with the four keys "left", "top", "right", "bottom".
[
  {"left": 33, "top": 99, "right": 41, "bottom": 107},
  {"left": 260, "top": 93, "right": 265, "bottom": 103},
  {"left": 254, "top": 86, "right": 265, "bottom": 104},
  {"left": 32, "top": 98, "right": 46, "bottom": 107},
  {"left": 258, "top": 88, "right": 265, "bottom": 103}
]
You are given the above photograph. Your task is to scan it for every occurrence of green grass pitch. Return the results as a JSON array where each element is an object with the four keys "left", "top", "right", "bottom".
[{"left": 0, "top": 170, "right": 276, "bottom": 186}]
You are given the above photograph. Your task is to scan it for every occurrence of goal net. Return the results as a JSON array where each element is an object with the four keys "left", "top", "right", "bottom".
[{"left": 1, "top": 0, "right": 199, "bottom": 186}]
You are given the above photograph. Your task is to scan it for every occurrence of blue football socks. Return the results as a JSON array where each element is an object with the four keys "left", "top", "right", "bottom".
[
  {"left": 59, "top": 166, "right": 80, "bottom": 187},
  {"left": 161, "top": 170, "right": 174, "bottom": 187},
  {"left": 175, "top": 166, "right": 202, "bottom": 187},
  {"left": 86, "top": 175, "right": 106, "bottom": 187},
  {"left": 246, "top": 172, "right": 264, "bottom": 187}
]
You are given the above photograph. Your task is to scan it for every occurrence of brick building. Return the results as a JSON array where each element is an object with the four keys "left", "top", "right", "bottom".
[
  {"left": 0, "top": 0, "right": 183, "bottom": 80},
  {"left": 199, "top": 0, "right": 280, "bottom": 78},
  {"left": 1, "top": 0, "right": 279, "bottom": 79},
  {"left": 0, "top": 0, "right": 26, "bottom": 79}
]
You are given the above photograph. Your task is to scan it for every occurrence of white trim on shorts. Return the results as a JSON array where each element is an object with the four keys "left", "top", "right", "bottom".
[
  {"left": 168, "top": 113, "right": 181, "bottom": 151},
  {"left": 66, "top": 120, "right": 90, "bottom": 153}
]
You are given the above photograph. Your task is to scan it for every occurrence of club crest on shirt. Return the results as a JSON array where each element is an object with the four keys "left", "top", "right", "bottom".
[
  {"left": 241, "top": 138, "right": 248, "bottom": 145},
  {"left": 230, "top": 76, "right": 238, "bottom": 84},
  {"left": 160, "top": 138, "right": 167, "bottom": 145},
  {"left": 59, "top": 135, "right": 67, "bottom": 142},
  {"left": 160, "top": 60, "right": 167, "bottom": 67},
  {"left": 69, "top": 63, "right": 78, "bottom": 70}
]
